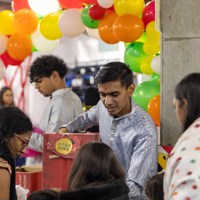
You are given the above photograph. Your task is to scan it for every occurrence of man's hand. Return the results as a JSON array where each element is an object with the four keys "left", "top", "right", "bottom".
[{"left": 59, "top": 127, "right": 67, "bottom": 133}]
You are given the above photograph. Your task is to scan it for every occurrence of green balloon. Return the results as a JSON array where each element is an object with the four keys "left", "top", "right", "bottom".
[
  {"left": 81, "top": 5, "right": 100, "bottom": 29},
  {"left": 132, "top": 80, "right": 160, "bottom": 111},
  {"left": 32, "top": 45, "right": 38, "bottom": 52},
  {"left": 124, "top": 42, "right": 147, "bottom": 73},
  {"left": 151, "top": 73, "right": 160, "bottom": 84}
]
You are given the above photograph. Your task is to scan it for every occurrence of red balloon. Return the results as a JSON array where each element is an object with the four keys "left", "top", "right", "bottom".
[
  {"left": 0, "top": 51, "right": 22, "bottom": 67},
  {"left": 107, "top": 5, "right": 114, "bottom": 11},
  {"left": 142, "top": 0, "right": 155, "bottom": 28},
  {"left": 12, "top": 0, "right": 30, "bottom": 12},
  {"left": 58, "top": 0, "right": 82, "bottom": 9},
  {"left": 89, "top": 4, "right": 105, "bottom": 20}
]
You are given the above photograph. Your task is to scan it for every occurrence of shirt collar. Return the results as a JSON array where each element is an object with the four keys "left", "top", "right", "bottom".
[
  {"left": 51, "top": 88, "right": 71, "bottom": 98},
  {"left": 111, "top": 99, "right": 136, "bottom": 121}
]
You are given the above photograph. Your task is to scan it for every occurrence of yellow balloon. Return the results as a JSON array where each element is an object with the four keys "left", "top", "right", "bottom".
[
  {"left": 146, "top": 21, "right": 161, "bottom": 41},
  {"left": 143, "top": 39, "right": 160, "bottom": 55},
  {"left": 148, "top": 31, "right": 161, "bottom": 42},
  {"left": 146, "top": 21, "right": 156, "bottom": 34},
  {"left": 140, "top": 55, "right": 154, "bottom": 75},
  {"left": 114, "top": 0, "right": 144, "bottom": 17},
  {"left": 0, "top": 10, "right": 15, "bottom": 35},
  {"left": 40, "top": 12, "right": 62, "bottom": 40}
]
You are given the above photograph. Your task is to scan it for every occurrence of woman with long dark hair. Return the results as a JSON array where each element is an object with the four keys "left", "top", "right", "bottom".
[
  {"left": 0, "top": 107, "right": 33, "bottom": 200},
  {"left": 164, "top": 73, "right": 200, "bottom": 200},
  {"left": 59, "top": 142, "right": 129, "bottom": 200}
]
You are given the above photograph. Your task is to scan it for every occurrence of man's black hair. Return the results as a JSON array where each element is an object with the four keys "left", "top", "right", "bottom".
[
  {"left": 29, "top": 55, "right": 68, "bottom": 83},
  {"left": 95, "top": 62, "right": 133, "bottom": 88}
]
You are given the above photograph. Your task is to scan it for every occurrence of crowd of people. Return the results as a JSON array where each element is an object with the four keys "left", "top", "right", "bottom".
[{"left": 0, "top": 54, "right": 199, "bottom": 200}]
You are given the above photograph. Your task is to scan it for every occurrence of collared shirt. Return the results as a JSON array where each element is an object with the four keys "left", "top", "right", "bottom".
[
  {"left": 39, "top": 88, "right": 82, "bottom": 133},
  {"left": 27, "top": 88, "right": 82, "bottom": 165},
  {"left": 164, "top": 118, "right": 200, "bottom": 200},
  {"left": 63, "top": 100, "right": 158, "bottom": 200}
]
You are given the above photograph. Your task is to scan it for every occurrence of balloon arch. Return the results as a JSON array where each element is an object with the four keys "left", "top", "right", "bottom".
[{"left": 0, "top": 0, "right": 160, "bottom": 125}]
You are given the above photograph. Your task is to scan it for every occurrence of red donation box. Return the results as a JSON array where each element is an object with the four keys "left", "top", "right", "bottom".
[{"left": 43, "top": 133, "right": 100, "bottom": 190}]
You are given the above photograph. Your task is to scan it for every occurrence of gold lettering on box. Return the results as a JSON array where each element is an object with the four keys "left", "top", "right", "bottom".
[{"left": 55, "top": 138, "right": 73, "bottom": 155}]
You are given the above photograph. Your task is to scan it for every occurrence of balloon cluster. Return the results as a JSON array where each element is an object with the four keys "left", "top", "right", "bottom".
[
  {"left": 0, "top": 0, "right": 160, "bottom": 125},
  {"left": 0, "top": 0, "right": 157, "bottom": 64}
]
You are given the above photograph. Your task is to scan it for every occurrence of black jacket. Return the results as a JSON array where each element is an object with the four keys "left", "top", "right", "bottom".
[{"left": 59, "top": 179, "right": 129, "bottom": 200}]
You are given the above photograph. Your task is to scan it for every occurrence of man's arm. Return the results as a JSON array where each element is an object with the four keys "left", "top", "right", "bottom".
[
  {"left": 59, "top": 104, "right": 100, "bottom": 133},
  {"left": 27, "top": 131, "right": 43, "bottom": 152},
  {"left": 126, "top": 126, "right": 158, "bottom": 200},
  {"left": 46, "top": 97, "right": 82, "bottom": 133}
]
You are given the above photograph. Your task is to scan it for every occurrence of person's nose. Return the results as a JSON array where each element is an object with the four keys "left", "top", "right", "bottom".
[
  {"left": 104, "top": 95, "right": 113, "bottom": 106},
  {"left": 35, "top": 83, "right": 39, "bottom": 89},
  {"left": 20, "top": 146, "right": 27, "bottom": 155}
]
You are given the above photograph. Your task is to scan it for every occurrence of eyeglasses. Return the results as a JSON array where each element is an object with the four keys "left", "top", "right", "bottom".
[{"left": 14, "top": 133, "right": 29, "bottom": 146}]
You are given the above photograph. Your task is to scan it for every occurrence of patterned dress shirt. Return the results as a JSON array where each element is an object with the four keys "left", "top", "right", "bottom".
[{"left": 63, "top": 99, "right": 158, "bottom": 200}]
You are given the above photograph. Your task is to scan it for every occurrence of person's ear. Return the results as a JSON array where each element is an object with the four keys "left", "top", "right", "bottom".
[
  {"left": 182, "top": 98, "right": 188, "bottom": 109},
  {"left": 128, "top": 83, "right": 135, "bottom": 97},
  {"left": 51, "top": 71, "right": 59, "bottom": 80}
]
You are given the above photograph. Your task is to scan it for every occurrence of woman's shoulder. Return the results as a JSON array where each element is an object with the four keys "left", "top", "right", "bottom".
[{"left": 0, "top": 157, "right": 12, "bottom": 174}]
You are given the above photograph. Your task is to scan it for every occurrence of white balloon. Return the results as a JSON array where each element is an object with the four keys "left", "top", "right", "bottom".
[
  {"left": 0, "top": 58, "right": 5, "bottom": 81},
  {"left": 86, "top": 27, "right": 100, "bottom": 40},
  {"left": 0, "top": 34, "right": 8, "bottom": 55},
  {"left": 97, "top": 0, "right": 114, "bottom": 9},
  {"left": 151, "top": 55, "right": 161, "bottom": 74},
  {"left": 28, "top": 0, "right": 60, "bottom": 16},
  {"left": 32, "top": 27, "right": 59, "bottom": 52},
  {"left": 59, "top": 9, "right": 85, "bottom": 37}
]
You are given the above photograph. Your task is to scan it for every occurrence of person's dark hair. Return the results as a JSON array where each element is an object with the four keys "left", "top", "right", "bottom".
[
  {"left": 144, "top": 173, "right": 164, "bottom": 200},
  {"left": 95, "top": 62, "right": 133, "bottom": 88},
  {"left": 27, "top": 190, "right": 59, "bottom": 200},
  {"left": 0, "top": 107, "right": 33, "bottom": 145},
  {"left": 68, "top": 142, "right": 125, "bottom": 190},
  {"left": 29, "top": 55, "right": 68, "bottom": 83},
  {"left": 175, "top": 73, "right": 200, "bottom": 131},
  {"left": 84, "top": 87, "right": 100, "bottom": 106},
  {"left": 0, "top": 86, "right": 14, "bottom": 106}
]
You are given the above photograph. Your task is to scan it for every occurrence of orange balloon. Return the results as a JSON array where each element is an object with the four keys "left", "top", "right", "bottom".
[
  {"left": 98, "top": 12, "right": 119, "bottom": 44},
  {"left": 7, "top": 33, "right": 32, "bottom": 61},
  {"left": 13, "top": 9, "right": 38, "bottom": 35},
  {"left": 113, "top": 14, "right": 144, "bottom": 43},
  {"left": 147, "top": 94, "right": 160, "bottom": 126}
]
